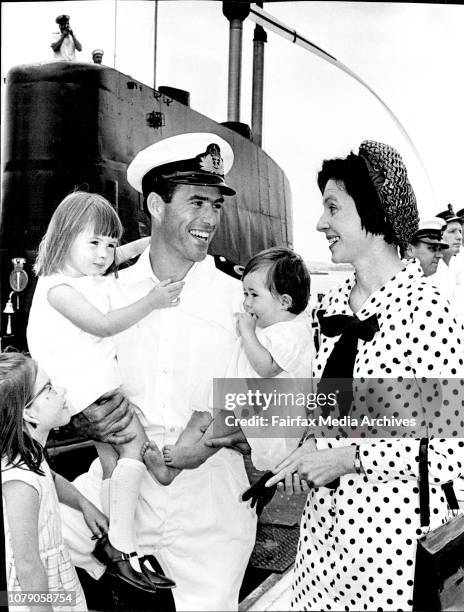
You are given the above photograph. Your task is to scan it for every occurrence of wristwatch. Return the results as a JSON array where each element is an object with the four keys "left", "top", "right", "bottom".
[{"left": 354, "top": 444, "right": 362, "bottom": 475}]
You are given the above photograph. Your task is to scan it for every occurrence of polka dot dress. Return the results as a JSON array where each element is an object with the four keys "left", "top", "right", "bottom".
[{"left": 292, "top": 261, "right": 464, "bottom": 611}]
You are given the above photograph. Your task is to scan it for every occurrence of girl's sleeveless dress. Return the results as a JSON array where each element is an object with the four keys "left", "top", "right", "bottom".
[{"left": 2, "top": 458, "right": 87, "bottom": 611}]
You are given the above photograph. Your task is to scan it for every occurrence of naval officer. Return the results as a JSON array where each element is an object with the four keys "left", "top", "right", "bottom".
[
  {"left": 434, "top": 204, "right": 464, "bottom": 320},
  {"left": 404, "top": 217, "right": 449, "bottom": 278},
  {"left": 60, "top": 132, "right": 257, "bottom": 611}
]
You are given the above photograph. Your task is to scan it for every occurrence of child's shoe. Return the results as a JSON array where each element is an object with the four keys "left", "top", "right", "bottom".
[
  {"left": 140, "top": 555, "right": 176, "bottom": 589},
  {"left": 92, "top": 535, "right": 158, "bottom": 593}
]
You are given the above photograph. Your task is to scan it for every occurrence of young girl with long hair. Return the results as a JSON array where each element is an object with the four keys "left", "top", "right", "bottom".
[
  {"left": 1, "top": 352, "right": 108, "bottom": 611},
  {"left": 27, "top": 192, "right": 180, "bottom": 591}
]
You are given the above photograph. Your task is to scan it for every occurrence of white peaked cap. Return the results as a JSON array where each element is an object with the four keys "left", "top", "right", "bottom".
[{"left": 127, "top": 132, "right": 235, "bottom": 195}]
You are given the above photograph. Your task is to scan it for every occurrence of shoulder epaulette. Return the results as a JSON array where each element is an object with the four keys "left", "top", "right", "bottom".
[{"left": 213, "top": 255, "right": 244, "bottom": 280}]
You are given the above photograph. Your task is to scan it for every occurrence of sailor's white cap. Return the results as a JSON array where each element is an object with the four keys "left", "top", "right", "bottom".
[
  {"left": 127, "top": 132, "right": 235, "bottom": 196},
  {"left": 412, "top": 217, "right": 449, "bottom": 248}
]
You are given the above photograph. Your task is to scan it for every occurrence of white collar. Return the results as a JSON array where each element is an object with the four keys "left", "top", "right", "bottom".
[
  {"left": 324, "top": 259, "right": 424, "bottom": 319},
  {"left": 120, "top": 247, "right": 219, "bottom": 286}
]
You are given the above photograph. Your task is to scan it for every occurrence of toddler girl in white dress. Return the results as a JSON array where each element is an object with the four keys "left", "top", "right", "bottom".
[{"left": 27, "top": 191, "right": 182, "bottom": 590}]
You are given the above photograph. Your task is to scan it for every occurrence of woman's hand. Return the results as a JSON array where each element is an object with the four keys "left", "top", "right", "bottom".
[
  {"left": 297, "top": 446, "right": 356, "bottom": 486},
  {"left": 265, "top": 439, "right": 316, "bottom": 495},
  {"left": 266, "top": 444, "right": 356, "bottom": 493},
  {"left": 80, "top": 498, "right": 109, "bottom": 539}
]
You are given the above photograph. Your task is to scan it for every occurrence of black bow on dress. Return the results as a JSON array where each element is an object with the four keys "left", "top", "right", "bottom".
[{"left": 317, "top": 310, "right": 379, "bottom": 417}]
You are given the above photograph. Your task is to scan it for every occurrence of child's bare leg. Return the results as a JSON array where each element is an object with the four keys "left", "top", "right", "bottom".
[
  {"left": 176, "top": 410, "right": 213, "bottom": 445},
  {"left": 163, "top": 410, "right": 241, "bottom": 469},
  {"left": 96, "top": 442, "right": 119, "bottom": 478},
  {"left": 108, "top": 403, "right": 183, "bottom": 486},
  {"left": 95, "top": 442, "right": 118, "bottom": 516},
  {"left": 111, "top": 406, "right": 177, "bottom": 486},
  {"left": 141, "top": 440, "right": 180, "bottom": 486},
  {"left": 141, "top": 411, "right": 211, "bottom": 485}
]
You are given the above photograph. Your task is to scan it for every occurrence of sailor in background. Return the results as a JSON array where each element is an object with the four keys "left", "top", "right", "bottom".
[
  {"left": 434, "top": 204, "right": 464, "bottom": 319},
  {"left": 404, "top": 217, "right": 449, "bottom": 278},
  {"left": 59, "top": 132, "right": 257, "bottom": 611},
  {"left": 91, "top": 49, "right": 104, "bottom": 64},
  {"left": 51, "top": 15, "right": 82, "bottom": 61},
  {"left": 452, "top": 205, "right": 464, "bottom": 300}
]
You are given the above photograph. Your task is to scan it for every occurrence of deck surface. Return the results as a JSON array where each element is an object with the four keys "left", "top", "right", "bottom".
[{"left": 240, "top": 566, "right": 293, "bottom": 611}]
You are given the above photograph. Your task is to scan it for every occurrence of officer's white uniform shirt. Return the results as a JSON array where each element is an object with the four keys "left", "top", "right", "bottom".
[
  {"left": 61, "top": 249, "right": 257, "bottom": 611},
  {"left": 449, "top": 250, "right": 464, "bottom": 279},
  {"left": 450, "top": 252, "right": 464, "bottom": 318},
  {"left": 430, "top": 258, "right": 464, "bottom": 322},
  {"left": 51, "top": 31, "right": 77, "bottom": 60},
  {"left": 429, "top": 258, "right": 454, "bottom": 297},
  {"left": 112, "top": 249, "right": 244, "bottom": 443}
]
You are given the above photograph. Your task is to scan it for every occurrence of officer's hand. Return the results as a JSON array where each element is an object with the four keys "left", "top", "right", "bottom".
[
  {"left": 205, "top": 429, "right": 251, "bottom": 455},
  {"left": 71, "top": 389, "right": 135, "bottom": 445}
]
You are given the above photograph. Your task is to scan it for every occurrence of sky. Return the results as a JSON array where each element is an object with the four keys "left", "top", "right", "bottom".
[{"left": 2, "top": 1, "right": 464, "bottom": 263}]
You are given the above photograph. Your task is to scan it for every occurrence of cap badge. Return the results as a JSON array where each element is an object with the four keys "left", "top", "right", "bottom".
[{"left": 199, "top": 144, "right": 224, "bottom": 175}]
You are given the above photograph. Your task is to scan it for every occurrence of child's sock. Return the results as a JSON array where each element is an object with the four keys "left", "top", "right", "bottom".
[
  {"left": 108, "top": 457, "right": 146, "bottom": 570},
  {"left": 100, "top": 478, "right": 110, "bottom": 517}
]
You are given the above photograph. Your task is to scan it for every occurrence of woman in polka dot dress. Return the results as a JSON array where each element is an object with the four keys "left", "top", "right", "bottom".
[{"left": 267, "top": 141, "right": 464, "bottom": 611}]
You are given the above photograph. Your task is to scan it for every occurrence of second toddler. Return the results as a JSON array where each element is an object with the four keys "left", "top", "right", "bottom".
[{"left": 143, "top": 246, "right": 315, "bottom": 479}]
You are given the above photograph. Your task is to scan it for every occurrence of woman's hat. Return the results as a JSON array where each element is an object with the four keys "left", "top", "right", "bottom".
[
  {"left": 55, "top": 15, "right": 70, "bottom": 24},
  {"left": 127, "top": 132, "right": 235, "bottom": 196},
  {"left": 358, "top": 140, "right": 418, "bottom": 250},
  {"left": 457, "top": 207, "right": 464, "bottom": 220},
  {"left": 436, "top": 203, "right": 462, "bottom": 224},
  {"left": 411, "top": 218, "right": 449, "bottom": 248}
]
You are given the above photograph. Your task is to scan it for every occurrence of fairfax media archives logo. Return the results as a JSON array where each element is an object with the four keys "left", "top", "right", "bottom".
[{"left": 212, "top": 377, "right": 464, "bottom": 439}]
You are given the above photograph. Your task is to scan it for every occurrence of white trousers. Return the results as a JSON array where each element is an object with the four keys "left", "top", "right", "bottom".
[{"left": 60, "top": 449, "right": 257, "bottom": 611}]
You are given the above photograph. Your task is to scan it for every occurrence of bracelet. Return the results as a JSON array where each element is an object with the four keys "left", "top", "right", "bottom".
[
  {"left": 298, "top": 425, "right": 313, "bottom": 447},
  {"left": 354, "top": 444, "right": 362, "bottom": 475}
]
